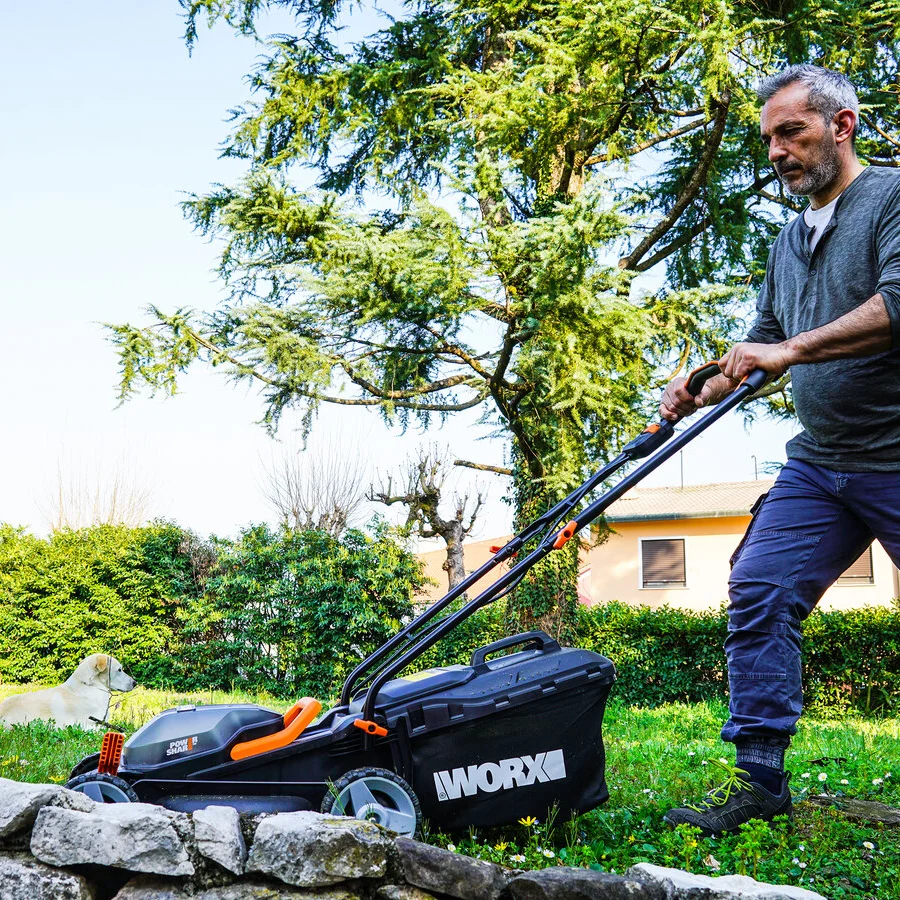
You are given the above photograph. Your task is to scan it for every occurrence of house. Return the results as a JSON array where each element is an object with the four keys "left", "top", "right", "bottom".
[{"left": 416, "top": 480, "right": 898, "bottom": 611}]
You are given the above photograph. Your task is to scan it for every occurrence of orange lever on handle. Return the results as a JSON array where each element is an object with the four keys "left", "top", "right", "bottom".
[
  {"left": 353, "top": 719, "right": 388, "bottom": 737},
  {"left": 553, "top": 520, "right": 579, "bottom": 550}
]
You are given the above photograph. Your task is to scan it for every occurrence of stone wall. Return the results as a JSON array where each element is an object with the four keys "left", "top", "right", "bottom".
[{"left": 0, "top": 778, "right": 826, "bottom": 900}]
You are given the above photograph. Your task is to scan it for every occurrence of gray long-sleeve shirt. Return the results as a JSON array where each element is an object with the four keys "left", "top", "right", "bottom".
[{"left": 747, "top": 166, "right": 900, "bottom": 471}]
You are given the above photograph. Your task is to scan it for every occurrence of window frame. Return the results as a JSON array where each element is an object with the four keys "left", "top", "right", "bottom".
[
  {"left": 836, "top": 545, "right": 875, "bottom": 586},
  {"left": 638, "top": 536, "right": 688, "bottom": 590}
]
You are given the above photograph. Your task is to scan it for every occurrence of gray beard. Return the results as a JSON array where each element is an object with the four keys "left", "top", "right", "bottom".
[{"left": 778, "top": 141, "right": 841, "bottom": 197}]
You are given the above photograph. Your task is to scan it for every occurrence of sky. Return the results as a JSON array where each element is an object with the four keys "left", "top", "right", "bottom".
[{"left": 0, "top": 1, "right": 798, "bottom": 544}]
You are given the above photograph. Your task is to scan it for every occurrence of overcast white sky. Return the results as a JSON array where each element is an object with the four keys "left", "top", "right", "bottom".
[{"left": 0, "top": 1, "right": 797, "bottom": 543}]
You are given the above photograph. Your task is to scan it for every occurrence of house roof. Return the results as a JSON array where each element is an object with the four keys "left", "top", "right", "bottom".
[{"left": 605, "top": 480, "right": 775, "bottom": 522}]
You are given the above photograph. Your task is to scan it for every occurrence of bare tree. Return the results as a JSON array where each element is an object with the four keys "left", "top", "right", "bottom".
[
  {"left": 261, "top": 436, "right": 369, "bottom": 536},
  {"left": 43, "top": 455, "right": 154, "bottom": 532},
  {"left": 370, "top": 446, "right": 485, "bottom": 590}
]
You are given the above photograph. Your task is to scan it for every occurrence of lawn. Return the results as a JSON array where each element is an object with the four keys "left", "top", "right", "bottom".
[{"left": 1, "top": 684, "right": 897, "bottom": 899}]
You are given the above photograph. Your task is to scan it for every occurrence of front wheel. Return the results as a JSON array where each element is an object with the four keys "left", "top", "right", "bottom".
[
  {"left": 68, "top": 753, "right": 101, "bottom": 781},
  {"left": 321, "top": 767, "right": 422, "bottom": 837},
  {"left": 64, "top": 772, "right": 138, "bottom": 803}
]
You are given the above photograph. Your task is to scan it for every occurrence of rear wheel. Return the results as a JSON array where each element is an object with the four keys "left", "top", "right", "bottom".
[
  {"left": 64, "top": 772, "right": 138, "bottom": 803},
  {"left": 321, "top": 767, "right": 422, "bottom": 837}
]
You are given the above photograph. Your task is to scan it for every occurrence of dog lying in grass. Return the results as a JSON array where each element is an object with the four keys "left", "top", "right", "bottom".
[{"left": 0, "top": 654, "right": 136, "bottom": 729}]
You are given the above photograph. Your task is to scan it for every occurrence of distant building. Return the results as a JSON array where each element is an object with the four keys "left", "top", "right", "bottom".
[{"left": 416, "top": 481, "right": 898, "bottom": 611}]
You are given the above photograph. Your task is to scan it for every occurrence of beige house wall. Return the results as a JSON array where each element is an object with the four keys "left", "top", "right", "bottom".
[
  {"left": 589, "top": 516, "right": 897, "bottom": 611},
  {"left": 417, "top": 518, "right": 898, "bottom": 611}
]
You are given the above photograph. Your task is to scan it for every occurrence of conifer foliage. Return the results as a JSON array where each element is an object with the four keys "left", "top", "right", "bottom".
[{"left": 111, "top": 0, "right": 900, "bottom": 634}]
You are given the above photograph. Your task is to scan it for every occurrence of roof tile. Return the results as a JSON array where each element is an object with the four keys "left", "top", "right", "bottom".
[{"left": 605, "top": 480, "right": 775, "bottom": 521}]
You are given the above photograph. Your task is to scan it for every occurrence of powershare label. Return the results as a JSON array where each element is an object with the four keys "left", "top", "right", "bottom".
[
  {"left": 433, "top": 749, "right": 567, "bottom": 801},
  {"left": 166, "top": 736, "right": 199, "bottom": 757}
]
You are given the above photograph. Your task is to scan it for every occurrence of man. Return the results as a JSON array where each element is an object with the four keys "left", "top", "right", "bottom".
[{"left": 659, "top": 65, "right": 900, "bottom": 835}]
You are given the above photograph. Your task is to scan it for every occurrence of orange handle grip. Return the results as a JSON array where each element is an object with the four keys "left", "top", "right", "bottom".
[
  {"left": 684, "top": 361, "right": 722, "bottom": 397},
  {"left": 230, "top": 697, "right": 322, "bottom": 761}
]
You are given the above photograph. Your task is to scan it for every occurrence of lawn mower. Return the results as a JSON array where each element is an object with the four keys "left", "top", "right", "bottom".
[{"left": 66, "top": 363, "right": 766, "bottom": 835}]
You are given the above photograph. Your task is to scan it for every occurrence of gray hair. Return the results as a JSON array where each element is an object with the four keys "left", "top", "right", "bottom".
[{"left": 757, "top": 65, "right": 859, "bottom": 138}]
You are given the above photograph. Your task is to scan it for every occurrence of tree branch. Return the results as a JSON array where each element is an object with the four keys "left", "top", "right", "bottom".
[
  {"left": 632, "top": 172, "right": 779, "bottom": 272},
  {"left": 454, "top": 459, "right": 513, "bottom": 476},
  {"left": 619, "top": 91, "right": 731, "bottom": 271},
  {"left": 862, "top": 114, "right": 900, "bottom": 150},
  {"left": 585, "top": 117, "right": 711, "bottom": 166},
  {"left": 339, "top": 362, "right": 481, "bottom": 400}
]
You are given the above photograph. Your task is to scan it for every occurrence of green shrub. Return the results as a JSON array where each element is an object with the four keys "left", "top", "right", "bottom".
[
  {"left": 0, "top": 522, "right": 205, "bottom": 684},
  {"left": 174, "top": 523, "right": 426, "bottom": 697}
]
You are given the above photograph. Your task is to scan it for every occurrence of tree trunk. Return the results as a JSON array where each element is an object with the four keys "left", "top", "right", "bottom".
[
  {"left": 505, "top": 449, "right": 580, "bottom": 643},
  {"left": 441, "top": 520, "right": 468, "bottom": 590}
]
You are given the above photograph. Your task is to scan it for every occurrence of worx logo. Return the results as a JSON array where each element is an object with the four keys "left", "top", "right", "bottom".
[{"left": 433, "top": 749, "right": 567, "bottom": 801}]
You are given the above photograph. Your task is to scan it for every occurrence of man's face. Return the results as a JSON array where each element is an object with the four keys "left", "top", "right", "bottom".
[{"left": 760, "top": 82, "right": 841, "bottom": 197}]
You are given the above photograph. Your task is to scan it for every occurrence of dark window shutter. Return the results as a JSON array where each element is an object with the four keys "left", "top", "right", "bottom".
[
  {"left": 837, "top": 546, "right": 874, "bottom": 584},
  {"left": 641, "top": 539, "right": 686, "bottom": 587}
]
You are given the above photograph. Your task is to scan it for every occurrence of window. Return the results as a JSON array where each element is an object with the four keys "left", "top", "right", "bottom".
[
  {"left": 837, "top": 546, "right": 874, "bottom": 585},
  {"left": 640, "top": 538, "right": 686, "bottom": 588}
]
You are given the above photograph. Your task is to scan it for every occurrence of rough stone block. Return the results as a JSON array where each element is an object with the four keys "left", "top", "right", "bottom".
[
  {"left": 0, "top": 850, "right": 96, "bottom": 899},
  {"left": 114, "top": 875, "right": 363, "bottom": 898},
  {"left": 376, "top": 886, "right": 439, "bottom": 900},
  {"left": 193, "top": 805, "right": 247, "bottom": 875},
  {"left": 30, "top": 803, "right": 194, "bottom": 876},
  {"left": 246, "top": 810, "right": 390, "bottom": 887},
  {"left": 509, "top": 865, "right": 664, "bottom": 899},
  {"left": 0, "top": 778, "right": 95, "bottom": 840},
  {"left": 394, "top": 837, "right": 509, "bottom": 900},
  {"left": 626, "top": 863, "right": 829, "bottom": 900}
]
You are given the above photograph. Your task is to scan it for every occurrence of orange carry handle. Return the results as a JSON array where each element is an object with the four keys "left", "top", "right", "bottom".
[
  {"left": 230, "top": 697, "right": 322, "bottom": 761},
  {"left": 353, "top": 718, "right": 388, "bottom": 737},
  {"left": 552, "top": 519, "right": 579, "bottom": 550},
  {"left": 98, "top": 731, "right": 125, "bottom": 775}
]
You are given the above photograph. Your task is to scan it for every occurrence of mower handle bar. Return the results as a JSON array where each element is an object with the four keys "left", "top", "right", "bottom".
[{"left": 346, "top": 366, "right": 767, "bottom": 722}]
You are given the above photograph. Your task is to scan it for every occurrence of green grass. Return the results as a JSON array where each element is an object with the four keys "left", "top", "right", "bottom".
[
  {"left": 0, "top": 682, "right": 293, "bottom": 785},
  {"left": 432, "top": 701, "right": 900, "bottom": 900},
  {"left": 2, "top": 685, "right": 898, "bottom": 898}
]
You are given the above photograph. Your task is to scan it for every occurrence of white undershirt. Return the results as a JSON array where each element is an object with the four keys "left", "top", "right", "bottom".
[{"left": 803, "top": 194, "right": 840, "bottom": 253}]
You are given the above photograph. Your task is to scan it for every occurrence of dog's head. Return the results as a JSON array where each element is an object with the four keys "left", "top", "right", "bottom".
[{"left": 78, "top": 654, "right": 137, "bottom": 692}]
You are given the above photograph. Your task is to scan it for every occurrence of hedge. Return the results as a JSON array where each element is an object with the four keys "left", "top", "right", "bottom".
[
  {"left": 575, "top": 601, "right": 900, "bottom": 713},
  {"left": 417, "top": 601, "right": 900, "bottom": 715},
  {"left": 1, "top": 521, "right": 898, "bottom": 714}
]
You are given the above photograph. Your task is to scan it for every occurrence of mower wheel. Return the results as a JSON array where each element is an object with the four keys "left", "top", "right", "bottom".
[
  {"left": 68, "top": 753, "right": 101, "bottom": 781},
  {"left": 322, "top": 767, "right": 422, "bottom": 837},
  {"left": 64, "top": 772, "right": 138, "bottom": 803}
]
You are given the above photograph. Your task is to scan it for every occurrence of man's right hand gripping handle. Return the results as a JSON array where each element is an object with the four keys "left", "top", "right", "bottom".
[{"left": 660, "top": 361, "right": 729, "bottom": 422}]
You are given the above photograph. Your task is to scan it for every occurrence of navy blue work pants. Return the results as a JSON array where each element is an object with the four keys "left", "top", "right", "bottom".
[{"left": 722, "top": 458, "right": 900, "bottom": 746}]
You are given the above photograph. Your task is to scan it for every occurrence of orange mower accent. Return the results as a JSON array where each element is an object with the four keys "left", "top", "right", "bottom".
[
  {"left": 230, "top": 697, "right": 322, "bottom": 761},
  {"left": 98, "top": 731, "right": 125, "bottom": 776},
  {"left": 553, "top": 520, "right": 579, "bottom": 550},
  {"left": 643, "top": 423, "right": 661, "bottom": 434},
  {"left": 353, "top": 719, "right": 388, "bottom": 737}
]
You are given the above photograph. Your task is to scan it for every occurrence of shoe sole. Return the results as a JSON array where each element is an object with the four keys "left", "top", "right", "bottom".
[{"left": 663, "top": 805, "right": 793, "bottom": 837}]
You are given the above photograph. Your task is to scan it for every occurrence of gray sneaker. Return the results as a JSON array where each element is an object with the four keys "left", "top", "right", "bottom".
[{"left": 664, "top": 760, "right": 792, "bottom": 836}]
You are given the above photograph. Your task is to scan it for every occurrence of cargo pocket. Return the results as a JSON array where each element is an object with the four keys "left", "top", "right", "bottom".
[{"left": 730, "top": 491, "right": 769, "bottom": 569}]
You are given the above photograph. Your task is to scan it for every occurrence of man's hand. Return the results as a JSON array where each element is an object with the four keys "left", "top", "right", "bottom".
[
  {"left": 718, "top": 342, "right": 792, "bottom": 381},
  {"left": 660, "top": 376, "right": 718, "bottom": 422}
]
